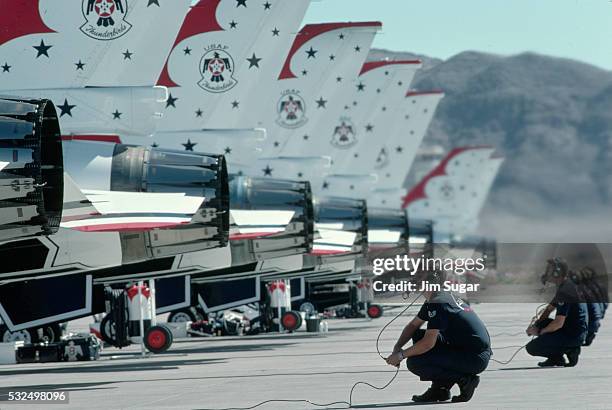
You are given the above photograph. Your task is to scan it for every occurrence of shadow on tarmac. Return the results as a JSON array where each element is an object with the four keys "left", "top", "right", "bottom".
[
  {"left": 353, "top": 401, "right": 453, "bottom": 408},
  {"left": 165, "top": 341, "right": 299, "bottom": 354},
  {"left": 0, "top": 357, "right": 225, "bottom": 376},
  {"left": 176, "top": 333, "right": 324, "bottom": 343},
  {"left": 493, "top": 366, "right": 560, "bottom": 371}
]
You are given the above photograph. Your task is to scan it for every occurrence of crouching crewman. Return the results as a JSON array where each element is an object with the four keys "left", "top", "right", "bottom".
[
  {"left": 525, "top": 258, "right": 587, "bottom": 367},
  {"left": 385, "top": 272, "right": 491, "bottom": 403}
]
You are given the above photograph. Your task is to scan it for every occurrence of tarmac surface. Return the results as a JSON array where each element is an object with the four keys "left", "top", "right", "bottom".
[{"left": 0, "top": 302, "right": 610, "bottom": 409}]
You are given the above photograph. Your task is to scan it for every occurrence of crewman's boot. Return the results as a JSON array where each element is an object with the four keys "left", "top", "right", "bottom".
[
  {"left": 452, "top": 375, "right": 480, "bottom": 403},
  {"left": 537, "top": 355, "right": 566, "bottom": 367},
  {"left": 565, "top": 347, "right": 581, "bottom": 367},
  {"left": 412, "top": 382, "right": 451, "bottom": 403}
]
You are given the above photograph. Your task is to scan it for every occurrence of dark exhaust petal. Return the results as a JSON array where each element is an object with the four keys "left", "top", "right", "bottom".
[{"left": 0, "top": 97, "right": 63, "bottom": 242}]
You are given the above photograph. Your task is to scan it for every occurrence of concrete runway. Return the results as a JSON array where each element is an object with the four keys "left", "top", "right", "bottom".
[{"left": 0, "top": 303, "right": 610, "bottom": 409}]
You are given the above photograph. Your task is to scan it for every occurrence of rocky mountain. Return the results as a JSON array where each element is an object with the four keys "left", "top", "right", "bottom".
[{"left": 370, "top": 48, "right": 612, "bottom": 241}]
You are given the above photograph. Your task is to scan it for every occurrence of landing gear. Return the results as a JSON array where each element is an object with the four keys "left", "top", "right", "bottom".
[
  {"left": 168, "top": 308, "right": 198, "bottom": 323},
  {"left": 100, "top": 313, "right": 123, "bottom": 347},
  {"left": 0, "top": 326, "right": 35, "bottom": 343},
  {"left": 0, "top": 322, "right": 64, "bottom": 344},
  {"left": 99, "top": 292, "right": 130, "bottom": 348}
]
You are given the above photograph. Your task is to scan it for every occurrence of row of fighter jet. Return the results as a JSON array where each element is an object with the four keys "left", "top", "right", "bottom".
[{"left": 0, "top": 0, "right": 502, "bottom": 347}]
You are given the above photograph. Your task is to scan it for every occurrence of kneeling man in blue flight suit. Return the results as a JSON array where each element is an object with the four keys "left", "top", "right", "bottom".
[
  {"left": 526, "top": 258, "right": 588, "bottom": 367},
  {"left": 386, "top": 272, "right": 491, "bottom": 403}
]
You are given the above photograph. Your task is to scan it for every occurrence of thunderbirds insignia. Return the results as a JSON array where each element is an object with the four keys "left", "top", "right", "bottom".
[
  {"left": 428, "top": 310, "right": 436, "bottom": 318},
  {"left": 198, "top": 45, "right": 237, "bottom": 93},
  {"left": 81, "top": 0, "right": 132, "bottom": 41},
  {"left": 64, "top": 340, "right": 83, "bottom": 361},
  {"left": 439, "top": 181, "right": 455, "bottom": 200},
  {"left": 331, "top": 117, "right": 357, "bottom": 149},
  {"left": 374, "top": 147, "right": 389, "bottom": 169},
  {"left": 276, "top": 90, "right": 307, "bottom": 128},
  {"left": 456, "top": 297, "right": 472, "bottom": 311}
]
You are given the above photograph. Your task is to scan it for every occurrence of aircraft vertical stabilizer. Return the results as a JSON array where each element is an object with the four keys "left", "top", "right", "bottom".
[
  {"left": 402, "top": 146, "right": 503, "bottom": 236},
  {"left": 0, "top": 0, "right": 191, "bottom": 89}
]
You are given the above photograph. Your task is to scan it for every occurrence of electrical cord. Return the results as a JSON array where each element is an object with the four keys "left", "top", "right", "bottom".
[
  {"left": 200, "top": 297, "right": 542, "bottom": 409},
  {"left": 198, "top": 294, "right": 423, "bottom": 410},
  {"left": 489, "top": 344, "right": 528, "bottom": 365},
  {"left": 489, "top": 332, "right": 524, "bottom": 337},
  {"left": 347, "top": 293, "right": 422, "bottom": 406},
  {"left": 488, "top": 303, "right": 548, "bottom": 365}
]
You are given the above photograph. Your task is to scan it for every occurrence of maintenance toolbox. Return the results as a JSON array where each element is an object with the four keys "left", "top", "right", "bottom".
[{"left": 16, "top": 334, "right": 101, "bottom": 363}]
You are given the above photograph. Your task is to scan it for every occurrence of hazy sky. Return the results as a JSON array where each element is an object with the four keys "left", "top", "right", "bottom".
[{"left": 302, "top": 0, "right": 612, "bottom": 70}]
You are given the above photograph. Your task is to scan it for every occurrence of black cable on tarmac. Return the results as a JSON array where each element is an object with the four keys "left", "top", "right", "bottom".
[
  {"left": 488, "top": 303, "right": 548, "bottom": 365},
  {"left": 198, "top": 297, "right": 543, "bottom": 409},
  {"left": 197, "top": 294, "right": 423, "bottom": 410}
]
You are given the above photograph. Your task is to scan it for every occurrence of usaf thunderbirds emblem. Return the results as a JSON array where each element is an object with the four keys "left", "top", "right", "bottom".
[
  {"left": 198, "top": 45, "right": 237, "bottom": 93},
  {"left": 276, "top": 90, "right": 307, "bottom": 128},
  {"left": 374, "top": 147, "right": 389, "bottom": 170},
  {"left": 80, "top": 0, "right": 132, "bottom": 41},
  {"left": 64, "top": 340, "right": 83, "bottom": 361},
  {"left": 439, "top": 181, "right": 455, "bottom": 200},
  {"left": 331, "top": 117, "right": 357, "bottom": 149}
]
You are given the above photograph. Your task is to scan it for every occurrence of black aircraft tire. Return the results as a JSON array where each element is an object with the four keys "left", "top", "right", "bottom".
[
  {"left": 0, "top": 325, "right": 35, "bottom": 344},
  {"left": 168, "top": 309, "right": 197, "bottom": 323},
  {"left": 294, "top": 311, "right": 303, "bottom": 329},
  {"left": 100, "top": 314, "right": 118, "bottom": 346}
]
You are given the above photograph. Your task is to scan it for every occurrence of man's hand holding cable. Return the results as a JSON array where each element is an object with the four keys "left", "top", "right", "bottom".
[
  {"left": 386, "top": 329, "right": 438, "bottom": 368},
  {"left": 385, "top": 350, "right": 404, "bottom": 367}
]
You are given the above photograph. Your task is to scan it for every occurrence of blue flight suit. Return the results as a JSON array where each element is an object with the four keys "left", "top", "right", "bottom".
[
  {"left": 580, "top": 282, "right": 604, "bottom": 345},
  {"left": 584, "top": 302, "right": 603, "bottom": 345},
  {"left": 405, "top": 292, "right": 491, "bottom": 386},
  {"left": 526, "top": 279, "right": 588, "bottom": 360}
]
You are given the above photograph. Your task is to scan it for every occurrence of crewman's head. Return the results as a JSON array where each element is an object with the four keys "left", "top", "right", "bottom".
[
  {"left": 579, "top": 266, "right": 595, "bottom": 282},
  {"left": 409, "top": 269, "right": 445, "bottom": 300},
  {"left": 569, "top": 270, "right": 581, "bottom": 284},
  {"left": 541, "top": 258, "right": 569, "bottom": 285}
]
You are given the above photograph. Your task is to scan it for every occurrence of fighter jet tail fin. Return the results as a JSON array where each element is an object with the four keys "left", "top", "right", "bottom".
[
  {"left": 402, "top": 146, "right": 503, "bottom": 236},
  {"left": 156, "top": 0, "right": 311, "bottom": 130},
  {"left": 371, "top": 91, "right": 445, "bottom": 191},
  {"left": 0, "top": 0, "right": 191, "bottom": 90}
]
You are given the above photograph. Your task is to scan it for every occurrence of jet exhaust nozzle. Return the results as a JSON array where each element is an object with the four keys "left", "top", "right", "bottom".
[
  {"left": 0, "top": 97, "right": 63, "bottom": 242},
  {"left": 110, "top": 145, "right": 229, "bottom": 261},
  {"left": 407, "top": 218, "right": 434, "bottom": 256},
  {"left": 368, "top": 207, "right": 410, "bottom": 251},
  {"left": 312, "top": 196, "right": 369, "bottom": 263},
  {"left": 228, "top": 175, "right": 315, "bottom": 262}
]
